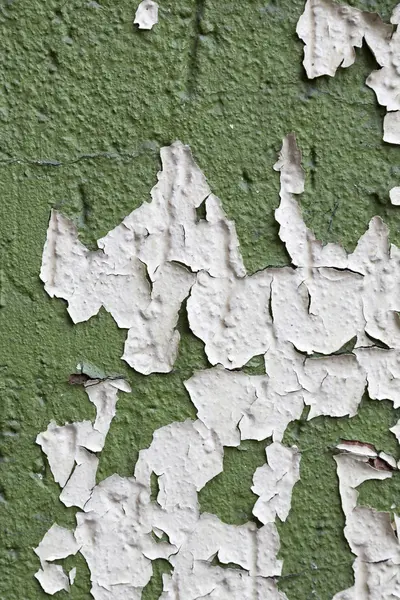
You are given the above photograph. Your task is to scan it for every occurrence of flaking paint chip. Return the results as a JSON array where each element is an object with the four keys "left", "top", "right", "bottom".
[
  {"left": 252, "top": 442, "right": 301, "bottom": 524},
  {"left": 134, "top": 0, "right": 158, "bottom": 30},
  {"left": 297, "top": 0, "right": 400, "bottom": 148}
]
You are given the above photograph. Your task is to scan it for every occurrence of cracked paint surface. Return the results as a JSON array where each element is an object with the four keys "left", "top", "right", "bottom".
[
  {"left": 2, "top": 1, "right": 400, "bottom": 600},
  {"left": 34, "top": 134, "right": 400, "bottom": 599}
]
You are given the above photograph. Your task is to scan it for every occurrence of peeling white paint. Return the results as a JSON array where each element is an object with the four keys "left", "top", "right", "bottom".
[
  {"left": 297, "top": 0, "right": 400, "bottom": 147},
  {"left": 35, "top": 562, "right": 71, "bottom": 595},
  {"left": 36, "top": 379, "right": 131, "bottom": 508},
  {"left": 41, "top": 142, "right": 244, "bottom": 375},
  {"left": 134, "top": 0, "right": 159, "bottom": 30},
  {"left": 333, "top": 447, "right": 399, "bottom": 599},
  {"left": 252, "top": 442, "right": 301, "bottom": 524},
  {"left": 384, "top": 111, "right": 400, "bottom": 144},
  {"left": 389, "top": 186, "right": 400, "bottom": 205},
  {"left": 38, "top": 136, "right": 400, "bottom": 599}
]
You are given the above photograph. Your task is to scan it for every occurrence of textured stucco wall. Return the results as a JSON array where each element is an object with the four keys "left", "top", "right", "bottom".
[{"left": 1, "top": 1, "right": 400, "bottom": 599}]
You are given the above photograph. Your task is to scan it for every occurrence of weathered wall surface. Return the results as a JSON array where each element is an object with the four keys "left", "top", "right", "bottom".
[{"left": 1, "top": 1, "right": 400, "bottom": 599}]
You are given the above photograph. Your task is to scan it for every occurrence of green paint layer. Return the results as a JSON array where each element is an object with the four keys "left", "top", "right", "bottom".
[{"left": 1, "top": 1, "right": 400, "bottom": 599}]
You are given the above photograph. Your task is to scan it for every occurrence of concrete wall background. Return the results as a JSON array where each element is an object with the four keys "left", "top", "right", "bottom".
[{"left": 1, "top": 1, "right": 400, "bottom": 598}]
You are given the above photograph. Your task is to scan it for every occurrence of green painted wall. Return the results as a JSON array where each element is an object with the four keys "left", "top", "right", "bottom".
[{"left": 1, "top": 1, "right": 400, "bottom": 598}]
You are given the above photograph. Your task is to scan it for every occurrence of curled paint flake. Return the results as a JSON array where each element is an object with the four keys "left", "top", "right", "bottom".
[
  {"left": 59, "top": 447, "right": 98, "bottom": 509},
  {"left": 252, "top": 442, "right": 301, "bottom": 524},
  {"left": 134, "top": 0, "right": 159, "bottom": 30}
]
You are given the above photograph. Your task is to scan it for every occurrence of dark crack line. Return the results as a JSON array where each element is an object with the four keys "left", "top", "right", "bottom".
[
  {"left": 0, "top": 148, "right": 159, "bottom": 169},
  {"left": 187, "top": 0, "right": 206, "bottom": 99}
]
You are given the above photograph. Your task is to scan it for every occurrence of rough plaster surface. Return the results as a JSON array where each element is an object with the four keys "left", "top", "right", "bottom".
[{"left": 2, "top": 1, "right": 400, "bottom": 600}]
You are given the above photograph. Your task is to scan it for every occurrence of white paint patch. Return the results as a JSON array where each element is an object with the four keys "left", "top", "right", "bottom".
[
  {"left": 35, "top": 562, "right": 71, "bottom": 595},
  {"left": 36, "top": 379, "right": 130, "bottom": 508},
  {"left": 252, "top": 442, "right": 301, "bottom": 524},
  {"left": 297, "top": 0, "right": 392, "bottom": 79},
  {"left": 389, "top": 186, "right": 400, "bottom": 205},
  {"left": 37, "top": 137, "right": 400, "bottom": 599},
  {"left": 297, "top": 0, "right": 400, "bottom": 147},
  {"left": 134, "top": 0, "right": 159, "bottom": 30},
  {"left": 384, "top": 111, "right": 400, "bottom": 144},
  {"left": 40, "top": 141, "right": 243, "bottom": 374},
  {"left": 333, "top": 449, "right": 399, "bottom": 599}
]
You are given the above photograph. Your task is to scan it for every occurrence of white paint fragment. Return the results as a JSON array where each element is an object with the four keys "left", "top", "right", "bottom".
[
  {"left": 392, "top": 4, "right": 400, "bottom": 25},
  {"left": 69, "top": 568, "right": 76, "bottom": 585},
  {"left": 34, "top": 525, "right": 79, "bottom": 595},
  {"left": 301, "top": 354, "right": 366, "bottom": 419},
  {"left": 59, "top": 447, "right": 99, "bottom": 509},
  {"left": 159, "top": 513, "right": 286, "bottom": 599},
  {"left": 135, "top": 418, "right": 223, "bottom": 546},
  {"left": 252, "top": 442, "right": 301, "bottom": 524},
  {"left": 75, "top": 474, "right": 170, "bottom": 600},
  {"left": 35, "top": 523, "right": 80, "bottom": 562},
  {"left": 390, "top": 419, "right": 400, "bottom": 443},
  {"left": 134, "top": 0, "right": 159, "bottom": 30},
  {"left": 122, "top": 262, "right": 194, "bottom": 374},
  {"left": 390, "top": 186, "right": 400, "bottom": 205},
  {"left": 274, "top": 133, "right": 347, "bottom": 268},
  {"left": 36, "top": 379, "right": 130, "bottom": 510},
  {"left": 133, "top": 0, "right": 158, "bottom": 29},
  {"left": 333, "top": 448, "right": 399, "bottom": 599},
  {"left": 187, "top": 269, "right": 273, "bottom": 368},
  {"left": 184, "top": 367, "right": 258, "bottom": 447},
  {"left": 41, "top": 142, "right": 244, "bottom": 374},
  {"left": 355, "top": 348, "right": 400, "bottom": 408},
  {"left": 384, "top": 111, "right": 400, "bottom": 144},
  {"left": 35, "top": 562, "right": 70, "bottom": 595},
  {"left": 239, "top": 381, "right": 304, "bottom": 443},
  {"left": 296, "top": 0, "right": 392, "bottom": 79},
  {"left": 185, "top": 366, "right": 304, "bottom": 445},
  {"left": 271, "top": 267, "right": 364, "bottom": 355}
]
